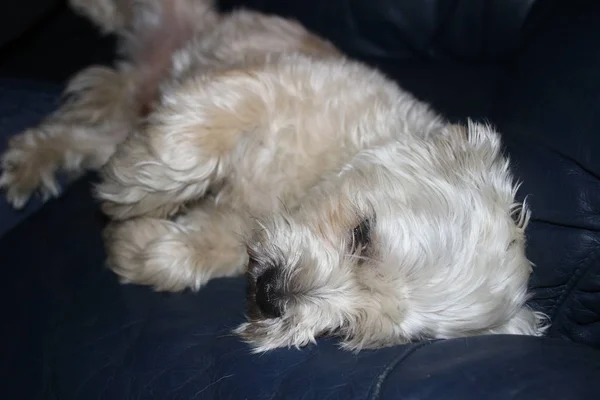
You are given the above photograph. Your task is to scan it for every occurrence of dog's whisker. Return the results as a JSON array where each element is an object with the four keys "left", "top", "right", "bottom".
[{"left": 344, "top": 253, "right": 380, "bottom": 264}]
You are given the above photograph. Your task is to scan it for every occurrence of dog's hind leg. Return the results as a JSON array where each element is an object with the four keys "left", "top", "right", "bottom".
[
  {"left": 69, "top": 0, "right": 133, "bottom": 34},
  {"left": 104, "top": 204, "right": 250, "bottom": 291},
  {"left": 0, "top": 67, "right": 137, "bottom": 208},
  {"left": 95, "top": 71, "right": 272, "bottom": 220}
]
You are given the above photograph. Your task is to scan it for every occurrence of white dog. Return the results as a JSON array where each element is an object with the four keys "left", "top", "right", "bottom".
[{"left": 0, "top": 0, "right": 547, "bottom": 352}]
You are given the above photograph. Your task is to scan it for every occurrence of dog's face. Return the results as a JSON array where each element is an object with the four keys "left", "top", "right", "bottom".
[{"left": 235, "top": 122, "right": 533, "bottom": 352}]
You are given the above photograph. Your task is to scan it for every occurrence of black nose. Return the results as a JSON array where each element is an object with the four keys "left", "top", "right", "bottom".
[{"left": 255, "top": 267, "right": 283, "bottom": 318}]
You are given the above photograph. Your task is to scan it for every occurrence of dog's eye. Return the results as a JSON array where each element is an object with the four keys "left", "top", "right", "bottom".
[
  {"left": 246, "top": 247, "right": 262, "bottom": 272},
  {"left": 351, "top": 218, "right": 371, "bottom": 252}
]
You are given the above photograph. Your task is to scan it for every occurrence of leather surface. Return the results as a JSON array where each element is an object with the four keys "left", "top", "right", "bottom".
[
  {"left": 2, "top": 0, "right": 600, "bottom": 398},
  {"left": 493, "top": 0, "right": 600, "bottom": 348}
]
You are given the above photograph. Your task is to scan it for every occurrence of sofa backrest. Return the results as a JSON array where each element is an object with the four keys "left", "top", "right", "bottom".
[
  {"left": 0, "top": 1, "right": 59, "bottom": 49},
  {"left": 219, "top": 0, "right": 538, "bottom": 62}
]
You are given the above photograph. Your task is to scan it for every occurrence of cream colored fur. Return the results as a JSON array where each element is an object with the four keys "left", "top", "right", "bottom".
[{"left": 0, "top": 0, "right": 548, "bottom": 352}]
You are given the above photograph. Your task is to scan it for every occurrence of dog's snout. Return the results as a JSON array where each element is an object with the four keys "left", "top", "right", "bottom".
[{"left": 255, "top": 267, "right": 283, "bottom": 318}]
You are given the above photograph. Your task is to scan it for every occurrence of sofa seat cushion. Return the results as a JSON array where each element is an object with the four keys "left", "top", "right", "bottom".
[{"left": 2, "top": 176, "right": 599, "bottom": 400}]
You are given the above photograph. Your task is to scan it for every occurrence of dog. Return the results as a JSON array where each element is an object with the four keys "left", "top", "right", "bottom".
[{"left": 0, "top": 0, "right": 548, "bottom": 352}]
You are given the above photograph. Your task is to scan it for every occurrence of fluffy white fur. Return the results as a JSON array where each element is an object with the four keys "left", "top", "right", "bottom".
[{"left": 0, "top": 0, "right": 548, "bottom": 352}]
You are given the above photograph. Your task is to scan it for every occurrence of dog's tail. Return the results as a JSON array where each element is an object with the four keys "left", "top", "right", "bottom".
[
  {"left": 125, "top": 0, "right": 219, "bottom": 115},
  {"left": 69, "top": 0, "right": 219, "bottom": 36},
  {"left": 70, "top": 1, "right": 221, "bottom": 116},
  {"left": 69, "top": 0, "right": 127, "bottom": 34}
]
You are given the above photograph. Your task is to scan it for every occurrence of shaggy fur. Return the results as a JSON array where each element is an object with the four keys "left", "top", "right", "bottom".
[{"left": 0, "top": 0, "right": 548, "bottom": 352}]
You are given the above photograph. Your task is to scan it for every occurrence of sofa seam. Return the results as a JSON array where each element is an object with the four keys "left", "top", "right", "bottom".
[
  {"left": 502, "top": 126, "right": 600, "bottom": 182},
  {"left": 367, "top": 340, "right": 436, "bottom": 400}
]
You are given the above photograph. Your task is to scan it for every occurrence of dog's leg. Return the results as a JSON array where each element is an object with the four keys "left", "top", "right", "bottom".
[
  {"left": 0, "top": 67, "right": 137, "bottom": 208},
  {"left": 96, "top": 71, "right": 269, "bottom": 220},
  {"left": 104, "top": 204, "right": 249, "bottom": 291},
  {"left": 69, "top": 0, "right": 217, "bottom": 36},
  {"left": 69, "top": 0, "right": 132, "bottom": 34}
]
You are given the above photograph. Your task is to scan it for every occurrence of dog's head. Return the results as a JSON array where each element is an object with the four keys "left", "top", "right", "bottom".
[{"left": 235, "top": 121, "right": 539, "bottom": 352}]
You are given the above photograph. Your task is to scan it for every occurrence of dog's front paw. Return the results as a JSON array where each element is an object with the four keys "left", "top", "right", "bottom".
[
  {"left": 104, "top": 218, "right": 201, "bottom": 292},
  {"left": 0, "top": 130, "right": 62, "bottom": 208},
  {"left": 104, "top": 215, "right": 246, "bottom": 292}
]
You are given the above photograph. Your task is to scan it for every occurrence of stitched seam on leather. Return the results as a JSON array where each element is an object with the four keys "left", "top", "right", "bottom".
[
  {"left": 515, "top": 129, "right": 600, "bottom": 181},
  {"left": 547, "top": 245, "right": 600, "bottom": 334},
  {"left": 46, "top": 324, "right": 60, "bottom": 400},
  {"left": 499, "top": 126, "right": 600, "bottom": 183},
  {"left": 530, "top": 220, "right": 600, "bottom": 234},
  {"left": 428, "top": 0, "right": 459, "bottom": 57},
  {"left": 367, "top": 340, "right": 436, "bottom": 400},
  {"left": 378, "top": 2, "right": 426, "bottom": 58},
  {"left": 542, "top": 142, "right": 600, "bottom": 181}
]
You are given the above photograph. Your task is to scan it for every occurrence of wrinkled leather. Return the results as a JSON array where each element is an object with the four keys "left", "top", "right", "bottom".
[
  {"left": 2, "top": 0, "right": 600, "bottom": 399},
  {"left": 493, "top": 0, "right": 600, "bottom": 348}
]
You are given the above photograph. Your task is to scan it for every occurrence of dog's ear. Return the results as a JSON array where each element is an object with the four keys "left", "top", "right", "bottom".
[
  {"left": 464, "top": 119, "right": 503, "bottom": 152},
  {"left": 441, "top": 120, "right": 503, "bottom": 160},
  {"left": 442, "top": 123, "right": 468, "bottom": 140},
  {"left": 442, "top": 120, "right": 501, "bottom": 149},
  {"left": 436, "top": 120, "right": 510, "bottom": 187}
]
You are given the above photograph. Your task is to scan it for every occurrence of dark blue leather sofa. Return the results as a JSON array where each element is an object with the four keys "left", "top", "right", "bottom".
[{"left": 2, "top": 1, "right": 600, "bottom": 399}]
